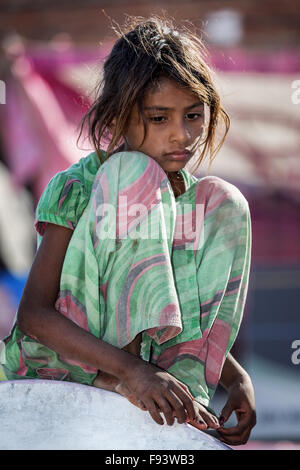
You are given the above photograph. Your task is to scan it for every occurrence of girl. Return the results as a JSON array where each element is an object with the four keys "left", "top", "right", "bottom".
[{"left": 2, "top": 16, "right": 256, "bottom": 445}]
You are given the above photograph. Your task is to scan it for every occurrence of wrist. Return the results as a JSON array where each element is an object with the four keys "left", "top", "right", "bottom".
[
  {"left": 220, "top": 353, "right": 251, "bottom": 392},
  {"left": 226, "top": 370, "right": 251, "bottom": 392},
  {"left": 113, "top": 349, "right": 145, "bottom": 382}
]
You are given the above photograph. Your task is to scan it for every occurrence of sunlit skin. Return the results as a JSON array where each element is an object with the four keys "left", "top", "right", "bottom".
[{"left": 123, "top": 77, "right": 205, "bottom": 174}]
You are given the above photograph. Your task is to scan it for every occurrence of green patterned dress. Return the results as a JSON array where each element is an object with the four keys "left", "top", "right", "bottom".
[{"left": 2, "top": 150, "right": 251, "bottom": 409}]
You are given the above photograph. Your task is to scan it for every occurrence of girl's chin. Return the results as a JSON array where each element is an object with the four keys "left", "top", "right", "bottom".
[{"left": 161, "top": 162, "right": 186, "bottom": 172}]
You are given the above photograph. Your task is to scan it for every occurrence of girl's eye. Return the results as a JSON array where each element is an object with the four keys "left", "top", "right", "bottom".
[
  {"left": 185, "top": 113, "right": 202, "bottom": 121},
  {"left": 148, "top": 114, "right": 202, "bottom": 124},
  {"left": 148, "top": 116, "right": 167, "bottom": 123}
]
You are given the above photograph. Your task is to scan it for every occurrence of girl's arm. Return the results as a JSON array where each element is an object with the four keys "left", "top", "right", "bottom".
[
  {"left": 217, "top": 353, "right": 257, "bottom": 445},
  {"left": 219, "top": 353, "right": 249, "bottom": 389},
  {"left": 17, "top": 223, "right": 197, "bottom": 427},
  {"left": 17, "top": 224, "right": 134, "bottom": 380}
]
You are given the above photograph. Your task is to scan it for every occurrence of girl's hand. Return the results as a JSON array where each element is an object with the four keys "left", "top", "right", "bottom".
[
  {"left": 217, "top": 374, "right": 256, "bottom": 446},
  {"left": 96, "top": 368, "right": 220, "bottom": 432},
  {"left": 187, "top": 401, "right": 220, "bottom": 431},
  {"left": 120, "top": 361, "right": 197, "bottom": 426}
]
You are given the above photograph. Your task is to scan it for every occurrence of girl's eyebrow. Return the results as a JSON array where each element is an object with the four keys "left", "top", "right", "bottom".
[{"left": 144, "top": 102, "right": 204, "bottom": 111}]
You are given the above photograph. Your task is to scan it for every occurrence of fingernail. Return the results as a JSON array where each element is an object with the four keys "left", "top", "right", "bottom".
[{"left": 197, "top": 420, "right": 207, "bottom": 428}]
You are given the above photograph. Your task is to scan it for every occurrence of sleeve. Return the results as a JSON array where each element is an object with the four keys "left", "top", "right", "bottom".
[{"left": 35, "top": 172, "right": 89, "bottom": 237}]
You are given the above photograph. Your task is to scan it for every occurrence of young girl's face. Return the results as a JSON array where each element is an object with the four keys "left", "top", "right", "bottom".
[{"left": 123, "top": 78, "right": 205, "bottom": 173}]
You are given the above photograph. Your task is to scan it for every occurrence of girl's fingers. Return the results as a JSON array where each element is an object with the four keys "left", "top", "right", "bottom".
[
  {"left": 218, "top": 425, "right": 246, "bottom": 436},
  {"left": 153, "top": 396, "right": 175, "bottom": 426},
  {"left": 163, "top": 390, "right": 187, "bottom": 424},
  {"left": 217, "top": 417, "right": 252, "bottom": 445},
  {"left": 171, "top": 385, "right": 196, "bottom": 422},
  {"left": 187, "top": 417, "right": 207, "bottom": 431},
  {"left": 219, "top": 431, "right": 250, "bottom": 446},
  {"left": 218, "top": 416, "right": 250, "bottom": 436},
  {"left": 143, "top": 398, "right": 165, "bottom": 426},
  {"left": 129, "top": 396, "right": 147, "bottom": 410},
  {"left": 188, "top": 403, "right": 220, "bottom": 429},
  {"left": 136, "top": 399, "right": 147, "bottom": 411},
  {"left": 177, "top": 381, "right": 196, "bottom": 401},
  {"left": 200, "top": 410, "right": 220, "bottom": 429}
]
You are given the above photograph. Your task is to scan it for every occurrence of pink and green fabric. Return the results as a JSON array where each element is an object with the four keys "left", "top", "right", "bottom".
[{"left": 3, "top": 151, "right": 251, "bottom": 409}]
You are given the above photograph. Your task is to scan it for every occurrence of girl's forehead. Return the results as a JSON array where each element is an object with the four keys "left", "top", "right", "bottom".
[{"left": 144, "top": 78, "right": 202, "bottom": 109}]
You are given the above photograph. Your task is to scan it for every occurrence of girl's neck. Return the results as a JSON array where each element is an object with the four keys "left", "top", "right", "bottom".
[{"left": 166, "top": 170, "right": 185, "bottom": 198}]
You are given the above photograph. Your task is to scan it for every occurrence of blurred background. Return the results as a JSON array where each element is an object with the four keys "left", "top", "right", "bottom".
[{"left": 0, "top": 0, "right": 299, "bottom": 450}]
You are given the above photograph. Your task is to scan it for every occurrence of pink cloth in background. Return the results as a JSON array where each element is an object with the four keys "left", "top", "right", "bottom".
[
  {"left": 210, "top": 47, "right": 300, "bottom": 74},
  {"left": 0, "top": 44, "right": 106, "bottom": 202},
  {"left": 1, "top": 58, "right": 87, "bottom": 201}
]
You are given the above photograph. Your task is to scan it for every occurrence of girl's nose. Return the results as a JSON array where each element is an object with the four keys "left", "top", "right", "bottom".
[{"left": 169, "top": 119, "right": 191, "bottom": 145}]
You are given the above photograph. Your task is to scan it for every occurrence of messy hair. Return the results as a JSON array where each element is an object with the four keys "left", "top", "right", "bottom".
[{"left": 78, "top": 15, "right": 230, "bottom": 173}]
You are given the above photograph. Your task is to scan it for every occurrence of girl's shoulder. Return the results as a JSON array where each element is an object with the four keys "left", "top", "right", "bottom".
[
  {"left": 58, "top": 150, "right": 104, "bottom": 193},
  {"left": 35, "top": 151, "right": 104, "bottom": 237}
]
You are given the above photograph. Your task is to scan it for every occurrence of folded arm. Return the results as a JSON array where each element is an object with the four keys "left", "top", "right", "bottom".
[{"left": 16, "top": 223, "right": 198, "bottom": 427}]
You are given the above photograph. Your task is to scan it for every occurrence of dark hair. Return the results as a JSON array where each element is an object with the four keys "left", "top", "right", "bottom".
[{"left": 78, "top": 15, "right": 230, "bottom": 172}]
